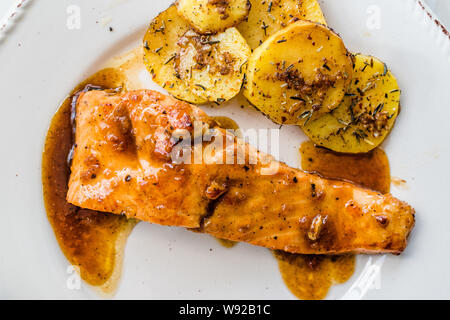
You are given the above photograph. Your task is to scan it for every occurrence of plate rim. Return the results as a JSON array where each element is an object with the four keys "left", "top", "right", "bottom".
[{"left": 1, "top": 0, "right": 449, "bottom": 299}]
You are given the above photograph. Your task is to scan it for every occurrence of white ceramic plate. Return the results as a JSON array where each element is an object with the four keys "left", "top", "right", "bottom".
[{"left": 0, "top": 0, "right": 449, "bottom": 299}]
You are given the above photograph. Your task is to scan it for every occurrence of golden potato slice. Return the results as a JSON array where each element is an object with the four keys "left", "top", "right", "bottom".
[
  {"left": 177, "top": 0, "right": 251, "bottom": 34},
  {"left": 243, "top": 20, "right": 353, "bottom": 125},
  {"left": 143, "top": 5, "right": 251, "bottom": 104},
  {"left": 301, "top": 54, "right": 401, "bottom": 153},
  {"left": 237, "top": 0, "right": 327, "bottom": 49}
]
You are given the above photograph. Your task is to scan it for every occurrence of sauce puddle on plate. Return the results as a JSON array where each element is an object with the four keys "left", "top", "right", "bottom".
[
  {"left": 300, "top": 141, "right": 391, "bottom": 194},
  {"left": 42, "top": 68, "right": 137, "bottom": 295},
  {"left": 274, "top": 141, "right": 391, "bottom": 300},
  {"left": 216, "top": 238, "right": 238, "bottom": 248}
]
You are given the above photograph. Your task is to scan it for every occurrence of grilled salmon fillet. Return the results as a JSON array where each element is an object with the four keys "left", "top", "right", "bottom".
[{"left": 67, "top": 89, "right": 415, "bottom": 255}]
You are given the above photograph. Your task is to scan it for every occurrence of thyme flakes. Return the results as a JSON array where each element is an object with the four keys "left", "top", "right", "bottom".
[
  {"left": 195, "top": 84, "right": 207, "bottom": 90},
  {"left": 382, "top": 63, "right": 388, "bottom": 76},
  {"left": 261, "top": 21, "right": 269, "bottom": 36},
  {"left": 372, "top": 103, "right": 384, "bottom": 116},
  {"left": 164, "top": 54, "right": 176, "bottom": 65}
]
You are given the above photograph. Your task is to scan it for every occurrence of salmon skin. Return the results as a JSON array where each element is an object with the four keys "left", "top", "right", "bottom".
[{"left": 67, "top": 89, "right": 415, "bottom": 255}]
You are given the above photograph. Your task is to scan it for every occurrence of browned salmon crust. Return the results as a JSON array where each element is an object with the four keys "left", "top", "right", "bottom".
[{"left": 67, "top": 89, "right": 415, "bottom": 255}]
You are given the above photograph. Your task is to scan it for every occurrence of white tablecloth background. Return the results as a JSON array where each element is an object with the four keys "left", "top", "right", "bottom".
[{"left": 1, "top": 0, "right": 449, "bottom": 30}]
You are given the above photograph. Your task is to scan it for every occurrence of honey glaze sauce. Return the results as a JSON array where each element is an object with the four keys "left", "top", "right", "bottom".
[
  {"left": 211, "top": 116, "right": 240, "bottom": 248},
  {"left": 42, "top": 68, "right": 137, "bottom": 295},
  {"left": 274, "top": 141, "right": 391, "bottom": 300}
]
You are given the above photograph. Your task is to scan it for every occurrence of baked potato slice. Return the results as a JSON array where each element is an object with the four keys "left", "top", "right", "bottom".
[
  {"left": 301, "top": 54, "right": 401, "bottom": 153},
  {"left": 143, "top": 5, "right": 251, "bottom": 104},
  {"left": 177, "top": 0, "right": 251, "bottom": 34},
  {"left": 243, "top": 20, "right": 353, "bottom": 125},
  {"left": 237, "top": 0, "right": 327, "bottom": 49}
]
